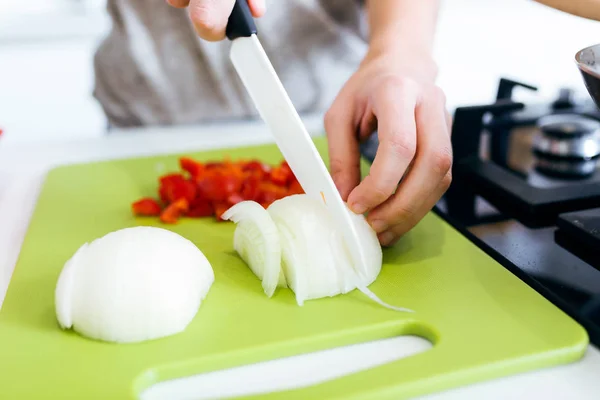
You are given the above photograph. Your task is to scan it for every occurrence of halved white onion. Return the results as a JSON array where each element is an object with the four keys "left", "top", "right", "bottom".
[
  {"left": 222, "top": 201, "right": 285, "bottom": 297},
  {"left": 55, "top": 226, "right": 214, "bottom": 343}
]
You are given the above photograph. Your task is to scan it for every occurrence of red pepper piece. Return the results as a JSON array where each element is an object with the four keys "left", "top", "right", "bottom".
[
  {"left": 280, "top": 160, "right": 293, "bottom": 175},
  {"left": 181, "top": 180, "right": 198, "bottom": 202},
  {"left": 269, "top": 166, "right": 290, "bottom": 186},
  {"left": 269, "top": 161, "right": 294, "bottom": 186},
  {"left": 288, "top": 180, "right": 304, "bottom": 195},
  {"left": 159, "top": 185, "right": 169, "bottom": 204},
  {"left": 159, "top": 173, "right": 197, "bottom": 203},
  {"left": 240, "top": 175, "right": 262, "bottom": 201},
  {"left": 198, "top": 171, "right": 243, "bottom": 202},
  {"left": 186, "top": 198, "right": 213, "bottom": 218},
  {"left": 160, "top": 173, "right": 185, "bottom": 186},
  {"left": 132, "top": 198, "right": 162, "bottom": 216},
  {"left": 212, "top": 201, "right": 230, "bottom": 221},
  {"left": 179, "top": 157, "right": 204, "bottom": 179},
  {"left": 227, "top": 193, "right": 245, "bottom": 206},
  {"left": 160, "top": 198, "right": 189, "bottom": 224},
  {"left": 159, "top": 173, "right": 185, "bottom": 200},
  {"left": 282, "top": 161, "right": 301, "bottom": 187},
  {"left": 259, "top": 182, "right": 289, "bottom": 204},
  {"left": 205, "top": 161, "right": 226, "bottom": 170},
  {"left": 242, "top": 160, "right": 271, "bottom": 177}
]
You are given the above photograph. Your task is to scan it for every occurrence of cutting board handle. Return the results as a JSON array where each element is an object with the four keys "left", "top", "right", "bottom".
[{"left": 226, "top": 0, "right": 257, "bottom": 40}]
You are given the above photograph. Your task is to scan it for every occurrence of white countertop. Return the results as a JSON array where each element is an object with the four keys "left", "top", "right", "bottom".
[{"left": 1, "top": 115, "right": 600, "bottom": 399}]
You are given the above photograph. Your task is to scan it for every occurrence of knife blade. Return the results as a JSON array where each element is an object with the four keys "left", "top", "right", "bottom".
[{"left": 225, "top": 0, "right": 370, "bottom": 279}]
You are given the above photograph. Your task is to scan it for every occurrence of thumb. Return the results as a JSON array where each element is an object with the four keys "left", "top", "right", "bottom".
[{"left": 189, "top": 0, "right": 265, "bottom": 42}]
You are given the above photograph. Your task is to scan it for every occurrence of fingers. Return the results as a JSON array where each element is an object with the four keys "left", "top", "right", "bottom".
[
  {"left": 167, "top": 0, "right": 264, "bottom": 16},
  {"left": 166, "top": 0, "right": 190, "bottom": 8},
  {"left": 324, "top": 94, "right": 361, "bottom": 200},
  {"left": 347, "top": 77, "right": 418, "bottom": 214},
  {"left": 378, "top": 171, "right": 451, "bottom": 246},
  {"left": 186, "top": 0, "right": 265, "bottom": 41},
  {"left": 368, "top": 85, "right": 452, "bottom": 245},
  {"left": 248, "top": 0, "right": 266, "bottom": 17},
  {"left": 188, "top": 0, "right": 236, "bottom": 41}
]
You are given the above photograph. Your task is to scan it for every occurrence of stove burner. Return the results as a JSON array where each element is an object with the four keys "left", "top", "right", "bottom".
[
  {"left": 532, "top": 114, "right": 600, "bottom": 178},
  {"left": 534, "top": 114, "right": 600, "bottom": 156},
  {"left": 534, "top": 157, "right": 598, "bottom": 178},
  {"left": 443, "top": 78, "right": 600, "bottom": 228}
]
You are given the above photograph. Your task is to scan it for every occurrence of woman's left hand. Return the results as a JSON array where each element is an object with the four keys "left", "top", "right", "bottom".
[{"left": 325, "top": 47, "right": 452, "bottom": 246}]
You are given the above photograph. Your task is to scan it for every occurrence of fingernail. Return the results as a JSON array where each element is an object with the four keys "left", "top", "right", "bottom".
[
  {"left": 370, "top": 219, "right": 388, "bottom": 233},
  {"left": 380, "top": 231, "right": 396, "bottom": 246},
  {"left": 351, "top": 202, "right": 367, "bottom": 214}
]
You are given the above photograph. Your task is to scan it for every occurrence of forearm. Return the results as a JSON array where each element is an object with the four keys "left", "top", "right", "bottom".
[
  {"left": 533, "top": 0, "right": 600, "bottom": 21},
  {"left": 366, "top": 0, "right": 440, "bottom": 57}
]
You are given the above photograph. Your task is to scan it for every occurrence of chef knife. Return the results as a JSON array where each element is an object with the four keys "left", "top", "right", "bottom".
[{"left": 225, "top": 0, "right": 370, "bottom": 279}]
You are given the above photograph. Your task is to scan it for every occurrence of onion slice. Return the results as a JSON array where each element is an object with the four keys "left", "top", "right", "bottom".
[
  {"left": 267, "top": 195, "right": 354, "bottom": 305},
  {"left": 222, "top": 201, "right": 285, "bottom": 297}
]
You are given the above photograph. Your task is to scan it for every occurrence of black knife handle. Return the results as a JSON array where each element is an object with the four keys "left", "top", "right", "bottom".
[{"left": 226, "top": 0, "right": 257, "bottom": 40}]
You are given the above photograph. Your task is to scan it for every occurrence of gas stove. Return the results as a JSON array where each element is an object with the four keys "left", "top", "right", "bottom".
[{"left": 360, "top": 77, "right": 600, "bottom": 346}]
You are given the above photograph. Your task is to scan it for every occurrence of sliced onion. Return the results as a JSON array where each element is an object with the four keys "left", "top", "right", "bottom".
[
  {"left": 267, "top": 195, "right": 359, "bottom": 305},
  {"left": 222, "top": 201, "right": 285, "bottom": 297},
  {"left": 55, "top": 226, "right": 214, "bottom": 343},
  {"left": 225, "top": 194, "right": 413, "bottom": 312}
]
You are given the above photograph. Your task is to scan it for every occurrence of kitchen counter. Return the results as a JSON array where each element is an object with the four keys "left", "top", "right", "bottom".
[{"left": 1, "top": 115, "right": 600, "bottom": 399}]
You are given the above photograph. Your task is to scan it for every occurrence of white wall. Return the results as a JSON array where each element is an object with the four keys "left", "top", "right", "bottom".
[
  {"left": 0, "top": 0, "right": 108, "bottom": 144},
  {"left": 435, "top": 0, "right": 600, "bottom": 107},
  {"left": 0, "top": 0, "right": 599, "bottom": 144}
]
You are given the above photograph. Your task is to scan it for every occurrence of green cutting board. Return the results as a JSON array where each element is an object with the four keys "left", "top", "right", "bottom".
[{"left": 0, "top": 137, "right": 588, "bottom": 399}]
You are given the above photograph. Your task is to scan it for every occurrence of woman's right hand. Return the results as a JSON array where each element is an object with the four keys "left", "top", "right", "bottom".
[{"left": 166, "top": 0, "right": 266, "bottom": 41}]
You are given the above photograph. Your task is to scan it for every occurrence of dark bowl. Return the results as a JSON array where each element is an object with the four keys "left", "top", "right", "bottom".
[{"left": 576, "top": 43, "right": 600, "bottom": 109}]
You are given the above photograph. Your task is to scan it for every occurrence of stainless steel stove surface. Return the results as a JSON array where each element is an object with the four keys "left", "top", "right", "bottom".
[{"left": 359, "top": 77, "right": 600, "bottom": 346}]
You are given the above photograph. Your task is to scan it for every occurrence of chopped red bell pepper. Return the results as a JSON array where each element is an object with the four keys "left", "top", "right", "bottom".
[
  {"left": 242, "top": 160, "right": 271, "bottom": 177},
  {"left": 134, "top": 156, "right": 302, "bottom": 223},
  {"left": 180, "top": 157, "right": 204, "bottom": 179},
  {"left": 159, "top": 185, "right": 169, "bottom": 204},
  {"left": 186, "top": 198, "right": 213, "bottom": 218},
  {"left": 240, "top": 174, "right": 262, "bottom": 201},
  {"left": 259, "top": 182, "right": 289, "bottom": 205},
  {"left": 212, "top": 201, "right": 230, "bottom": 221},
  {"left": 288, "top": 180, "right": 304, "bottom": 195},
  {"left": 160, "top": 198, "right": 189, "bottom": 224},
  {"left": 270, "top": 160, "right": 295, "bottom": 186},
  {"left": 226, "top": 193, "right": 245, "bottom": 206},
  {"left": 159, "top": 173, "right": 197, "bottom": 203},
  {"left": 197, "top": 169, "right": 244, "bottom": 201},
  {"left": 132, "top": 198, "right": 162, "bottom": 216},
  {"left": 280, "top": 161, "right": 293, "bottom": 178},
  {"left": 269, "top": 167, "right": 289, "bottom": 186}
]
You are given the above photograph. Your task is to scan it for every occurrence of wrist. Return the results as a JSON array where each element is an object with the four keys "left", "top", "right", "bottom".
[
  {"left": 363, "top": 0, "right": 440, "bottom": 81},
  {"left": 363, "top": 40, "right": 439, "bottom": 82}
]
